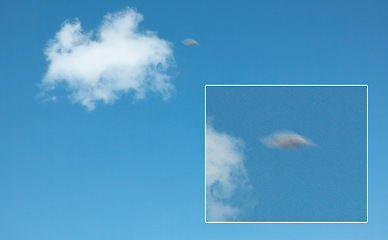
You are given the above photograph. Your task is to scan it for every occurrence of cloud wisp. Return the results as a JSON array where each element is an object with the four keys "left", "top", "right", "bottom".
[
  {"left": 206, "top": 124, "right": 249, "bottom": 222},
  {"left": 41, "top": 7, "right": 174, "bottom": 110},
  {"left": 260, "top": 131, "right": 316, "bottom": 150},
  {"left": 182, "top": 38, "right": 199, "bottom": 46}
]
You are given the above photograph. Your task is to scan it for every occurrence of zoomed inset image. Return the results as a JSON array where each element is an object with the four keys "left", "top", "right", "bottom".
[{"left": 205, "top": 85, "right": 368, "bottom": 223}]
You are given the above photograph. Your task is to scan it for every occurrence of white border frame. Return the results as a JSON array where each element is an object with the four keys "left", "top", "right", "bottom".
[{"left": 204, "top": 84, "right": 368, "bottom": 224}]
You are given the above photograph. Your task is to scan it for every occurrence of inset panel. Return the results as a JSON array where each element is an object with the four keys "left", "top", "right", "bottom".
[{"left": 205, "top": 85, "right": 368, "bottom": 223}]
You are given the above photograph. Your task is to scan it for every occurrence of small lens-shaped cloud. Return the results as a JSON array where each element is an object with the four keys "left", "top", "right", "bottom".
[
  {"left": 182, "top": 38, "right": 199, "bottom": 46},
  {"left": 260, "top": 131, "right": 316, "bottom": 150}
]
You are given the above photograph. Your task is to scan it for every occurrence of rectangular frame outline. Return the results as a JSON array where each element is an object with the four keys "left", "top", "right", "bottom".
[{"left": 204, "top": 84, "right": 368, "bottom": 223}]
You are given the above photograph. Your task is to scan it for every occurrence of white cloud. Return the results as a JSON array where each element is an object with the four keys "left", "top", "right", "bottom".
[
  {"left": 206, "top": 124, "right": 248, "bottom": 222},
  {"left": 41, "top": 7, "right": 174, "bottom": 110},
  {"left": 206, "top": 198, "right": 239, "bottom": 222},
  {"left": 260, "top": 131, "right": 316, "bottom": 150}
]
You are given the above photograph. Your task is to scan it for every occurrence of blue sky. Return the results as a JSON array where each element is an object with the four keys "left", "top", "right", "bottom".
[
  {"left": 206, "top": 86, "right": 367, "bottom": 222},
  {"left": 0, "top": 0, "right": 387, "bottom": 239}
]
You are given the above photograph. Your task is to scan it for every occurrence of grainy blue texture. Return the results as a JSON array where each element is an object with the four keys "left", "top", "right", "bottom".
[{"left": 206, "top": 86, "right": 367, "bottom": 222}]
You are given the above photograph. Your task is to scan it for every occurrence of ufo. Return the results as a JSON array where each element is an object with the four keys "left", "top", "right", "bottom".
[
  {"left": 182, "top": 38, "right": 200, "bottom": 46},
  {"left": 260, "top": 131, "right": 316, "bottom": 150}
]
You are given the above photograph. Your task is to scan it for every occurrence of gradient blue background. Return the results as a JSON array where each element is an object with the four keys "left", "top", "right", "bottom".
[
  {"left": 0, "top": 0, "right": 387, "bottom": 239},
  {"left": 206, "top": 86, "right": 367, "bottom": 222}
]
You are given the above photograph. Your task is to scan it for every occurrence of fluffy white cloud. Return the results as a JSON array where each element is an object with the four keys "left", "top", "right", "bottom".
[
  {"left": 41, "top": 7, "right": 174, "bottom": 110},
  {"left": 260, "top": 131, "right": 316, "bottom": 150},
  {"left": 206, "top": 124, "right": 248, "bottom": 222}
]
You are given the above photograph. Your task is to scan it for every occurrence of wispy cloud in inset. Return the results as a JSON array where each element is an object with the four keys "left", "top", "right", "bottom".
[
  {"left": 206, "top": 124, "right": 249, "bottom": 222},
  {"left": 41, "top": 7, "right": 174, "bottom": 110},
  {"left": 260, "top": 131, "right": 316, "bottom": 150},
  {"left": 182, "top": 38, "right": 199, "bottom": 46}
]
